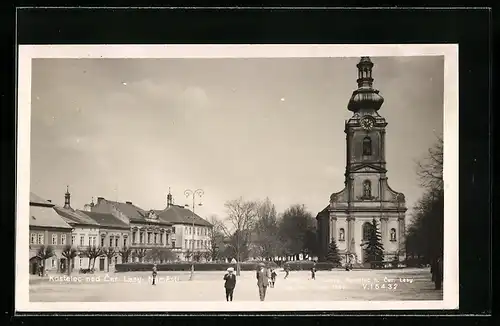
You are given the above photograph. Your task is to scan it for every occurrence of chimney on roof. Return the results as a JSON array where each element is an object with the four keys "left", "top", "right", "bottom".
[
  {"left": 63, "top": 185, "right": 72, "bottom": 209},
  {"left": 126, "top": 201, "right": 133, "bottom": 205},
  {"left": 97, "top": 197, "right": 104, "bottom": 204}
]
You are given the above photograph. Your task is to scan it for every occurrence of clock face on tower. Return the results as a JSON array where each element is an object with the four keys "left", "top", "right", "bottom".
[{"left": 360, "top": 116, "right": 375, "bottom": 130}]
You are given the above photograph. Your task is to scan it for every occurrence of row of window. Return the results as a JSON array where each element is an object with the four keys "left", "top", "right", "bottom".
[
  {"left": 335, "top": 227, "right": 398, "bottom": 242},
  {"left": 30, "top": 233, "right": 67, "bottom": 245},
  {"left": 184, "top": 226, "right": 209, "bottom": 236},
  {"left": 131, "top": 231, "right": 168, "bottom": 245},
  {"left": 184, "top": 239, "right": 210, "bottom": 250},
  {"left": 48, "top": 256, "right": 121, "bottom": 269},
  {"left": 30, "top": 233, "right": 131, "bottom": 248},
  {"left": 99, "top": 236, "right": 127, "bottom": 248},
  {"left": 32, "top": 227, "right": 210, "bottom": 247}
]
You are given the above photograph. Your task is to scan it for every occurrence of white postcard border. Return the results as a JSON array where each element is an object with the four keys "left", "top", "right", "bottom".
[{"left": 16, "top": 44, "right": 459, "bottom": 312}]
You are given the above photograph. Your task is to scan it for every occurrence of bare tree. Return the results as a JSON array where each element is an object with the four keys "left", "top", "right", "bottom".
[
  {"left": 221, "top": 197, "right": 258, "bottom": 275},
  {"left": 61, "top": 245, "right": 78, "bottom": 276},
  {"left": 278, "top": 204, "right": 317, "bottom": 260},
  {"left": 406, "top": 135, "right": 444, "bottom": 263},
  {"left": 253, "top": 198, "right": 281, "bottom": 260},
  {"left": 132, "top": 248, "right": 148, "bottom": 263},
  {"left": 416, "top": 135, "right": 443, "bottom": 192},
  {"left": 204, "top": 215, "right": 225, "bottom": 262},
  {"left": 80, "top": 246, "right": 104, "bottom": 271},
  {"left": 102, "top": 247, "right": 117, "bottom": 272},
  {"left": 159, "top": 248, "right": 176, "bottom": 263},
  {"left": 118, "top": 246, "right": 132, "bottom": 263}
]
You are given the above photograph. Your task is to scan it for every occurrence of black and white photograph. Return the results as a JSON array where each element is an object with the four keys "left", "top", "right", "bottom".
[{"left": 16, "top": 44, "right": 458, "bottom": 312}]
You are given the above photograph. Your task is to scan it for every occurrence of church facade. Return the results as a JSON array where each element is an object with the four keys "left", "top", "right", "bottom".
[{"left": 317, "top": 57, "right": 407, "bottom": 265}]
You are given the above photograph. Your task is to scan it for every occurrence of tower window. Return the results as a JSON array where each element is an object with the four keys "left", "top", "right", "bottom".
[
  {"left": 339, "top": 228, "right": 345, "bottom": 241},
  {"left": 390, "top": 228, "right": 397, "bottom": 241},
  {"left": 363, "top": 137, "right": 372, "bottom": 156},
  {"left": 363, "top": 180, "right": 372, "bottom": 198}
]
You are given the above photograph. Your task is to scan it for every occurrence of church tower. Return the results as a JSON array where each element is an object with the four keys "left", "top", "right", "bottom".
[
  {"left": 63, "top": 185, "right": 72, "bottom": 210},
  {"left": 166, "top": 187, "right": 173, "bottom": 208},
  {"left": 318, "top": 57, "right": 407, "bottom": 264}
]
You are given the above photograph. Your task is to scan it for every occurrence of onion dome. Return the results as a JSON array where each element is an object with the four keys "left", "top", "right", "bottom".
[{"left": 347, "top": 56, "right": 384, "bottom": 112}]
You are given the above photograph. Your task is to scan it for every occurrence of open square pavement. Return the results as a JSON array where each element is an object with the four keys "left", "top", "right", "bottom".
[{"left": 29, "top": 268, "right": 443, "bottom": 302}]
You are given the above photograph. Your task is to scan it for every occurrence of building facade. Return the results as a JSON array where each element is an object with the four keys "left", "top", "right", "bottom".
[
  {"left": 29, "top": 192, "right": 73, "bottom": 274},
  {"left": 53, "top": 187, "right": 101, "bottom": 272},
  {"left": 81, "top": 210, "right": 131, "bottom": 270},
  {"left": 158, "top": 192, "right": 212, "bottom": 261},
  {"left": 89, "top": 191, "right": 212, "bottom": 262},
  {"left": 90, "top": 196, "right": 175, "bottom": 262},
  {"left": 317, "top": 57, "right": 407, "bottom": 265}
]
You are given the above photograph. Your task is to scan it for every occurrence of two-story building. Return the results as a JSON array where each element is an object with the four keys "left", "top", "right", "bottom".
[
  {"left": 53, "top": 187, "right": 100, "bottom": 271},
  {"left": 157, "top": 192, "right": 213, "bottom": 261},
  {"left": 29, "top": 192, "right": 73, "bottom": 274},
  {"left": 90, "top": 197, "right": 175, "bottom": 262},
  {"left": 81, "top": 210, "right": 130, "bottom": 270}
]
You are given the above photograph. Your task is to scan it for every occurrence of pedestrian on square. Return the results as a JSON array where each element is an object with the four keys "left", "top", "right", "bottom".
[
  {"left": 311, "top": 264, "right": 316, "bottom": 280},
  {"left": 152, "top": 263, "right": 158, "bottom": 285},
  {"left": 431, "top": 257, "right": 443, "bottom": 290},
  {"left": 223, "top": 267, "right": 236, "bottom": 301},
  {"left": 270, "top": 269, "right": 277, "bottom": 288},
  {"left": 284, "top": 264, "right": 290, "bottom": 279},
  {"left": 256, "top": 262, "right": 270, "bottom": 301}
]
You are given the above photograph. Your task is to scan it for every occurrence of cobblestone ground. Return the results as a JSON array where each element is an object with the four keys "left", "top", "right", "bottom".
[{"left": 29, "top": 268, "right": 443, "bottom": 302}]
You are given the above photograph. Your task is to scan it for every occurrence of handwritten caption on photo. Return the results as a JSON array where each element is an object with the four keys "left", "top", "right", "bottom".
[{"left": 48, "top": 274, "right": 180, "bottom": 284}]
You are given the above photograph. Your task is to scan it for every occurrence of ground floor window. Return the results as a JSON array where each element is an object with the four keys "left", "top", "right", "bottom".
[{"left": 51, "top": 258, "right": 56, "bottom": 268}]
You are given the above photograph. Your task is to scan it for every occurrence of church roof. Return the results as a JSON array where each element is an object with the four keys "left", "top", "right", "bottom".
[
  {"left": 315, "top": 205, "right": 330, "bottom": 219},
  {"left": 348, "top": 56, "right": 384, "bottom": 112}
]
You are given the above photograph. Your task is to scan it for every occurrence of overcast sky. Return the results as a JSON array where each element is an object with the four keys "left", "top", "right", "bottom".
[{"left": 29, "top": 56, "right": 443, "bottom": 221}]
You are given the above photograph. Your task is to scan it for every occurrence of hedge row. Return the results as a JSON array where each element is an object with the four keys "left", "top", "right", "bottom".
[{"left": 115, "top": 261, "right": 279, "bottom": 272}]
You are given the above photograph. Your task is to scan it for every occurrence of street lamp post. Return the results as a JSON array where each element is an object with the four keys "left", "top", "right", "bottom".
[{"left": 184, "top": 188, "right": 204, "bottom": 281}]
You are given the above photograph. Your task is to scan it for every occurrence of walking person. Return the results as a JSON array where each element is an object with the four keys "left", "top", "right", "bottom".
[
  {"left": 431, "top": 257, "right": 443, "bottom": 290},
  {"left": 284, "top": 264, "right": 290, "bottom": 279},
  {"left": 270, "top": 269, "right": 277, "bottom": 288},
  {"left": 311, "top": 264, "right": 316, "bottom": 280},
  {"left": 151, "top": 263, "right": 158, "bottom": 285},
  {"left": 256, "top": 262, "right": 270, "bottom": 301},
  {"left": 223, "top": 267, "right": 236, "bottom": 301}
]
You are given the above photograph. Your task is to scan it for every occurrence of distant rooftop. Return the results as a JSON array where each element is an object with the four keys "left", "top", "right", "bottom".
[
  {"left": 79, "top": 210, "right": 130, "bottom": 229},
  {"left": 30, "top": 206, "right": 73, "bottom": 229},
  {"left": 54, "top": 206, "right": 100, "bottom": 226},
  {"left": 158, "top": 205, "right": 212, "bottom": 227},
  {"left": 95, "top": 197, "right": 211, "bottom": 227},
  {"left": 30, "top": 192, "right": 54, "bottom": 206}
]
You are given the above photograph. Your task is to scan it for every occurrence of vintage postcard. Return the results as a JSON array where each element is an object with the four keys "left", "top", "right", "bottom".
[{"left": 16, "top": 44, "right": 458, "bottom": 312}]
